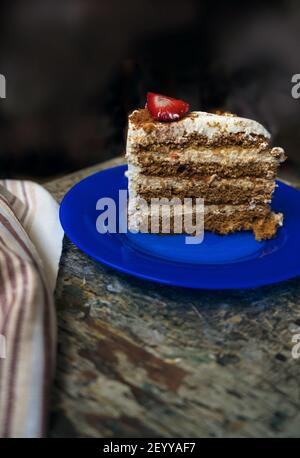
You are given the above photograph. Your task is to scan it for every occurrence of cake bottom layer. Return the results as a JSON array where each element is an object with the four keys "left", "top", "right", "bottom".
[
  {"left": 128, "top": 200, "right": 283, "bottom": 241},
  {"left": 205, "top": 211, "right": 282, "bottom": 240}
]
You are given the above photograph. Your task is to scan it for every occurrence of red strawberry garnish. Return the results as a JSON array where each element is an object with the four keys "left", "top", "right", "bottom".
[{"left": 146, "top": 92, "right": 189, "bottom": 122}]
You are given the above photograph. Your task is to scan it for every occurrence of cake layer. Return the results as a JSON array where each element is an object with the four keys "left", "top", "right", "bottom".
[
  {"left": 127, "top": 145, "right": 285, "bottom": 179},
  {"left": 132, "top": 154, "right": 280, "bottom": 179},
  {"left": 206, "top": 210, "right": 282, "bottom": 240},
  {"left": 204, "top": 207, "right": 282, "bottom": 240},
  {"left": 128, "top": 199, "right": 282, "bottom": 241},
  {"left": 128, "top": 109, "right": 271, "bottom": 149},
  {"left": 130, "top": 143, "right": 274, "bottom": 155},
  {"left": 128, "top": 199, "right": 270, "bottom": 222},
  {"left": 128, "top": 175, "right": 275, "bottom": 205}
]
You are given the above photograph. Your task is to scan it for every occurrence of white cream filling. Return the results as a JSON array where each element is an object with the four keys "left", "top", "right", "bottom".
[{"left": 126, "top": 147, "right": 284, "bottom": 164}]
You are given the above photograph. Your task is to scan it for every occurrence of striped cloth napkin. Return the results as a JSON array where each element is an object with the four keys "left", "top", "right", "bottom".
[{"left": 0, "top": 180, "right": 63, "bottom": 438}]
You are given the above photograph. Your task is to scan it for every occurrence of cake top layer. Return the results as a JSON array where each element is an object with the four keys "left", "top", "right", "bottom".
[{"left": 128, "top": 109, "right": 271, "bottom": 146}]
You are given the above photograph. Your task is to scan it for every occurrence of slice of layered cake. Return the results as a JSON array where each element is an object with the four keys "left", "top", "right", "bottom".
[{"left": 126, "top": 93, "right": 286, "bottom": 240}]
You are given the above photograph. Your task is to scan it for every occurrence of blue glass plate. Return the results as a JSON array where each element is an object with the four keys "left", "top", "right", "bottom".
[{"left": 59, "top": 165, "right": 300, "bottom": 289}]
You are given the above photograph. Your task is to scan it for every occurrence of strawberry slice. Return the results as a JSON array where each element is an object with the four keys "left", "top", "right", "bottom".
[{"left": 146, "top": 92, "right": 189, "bottom": 122}]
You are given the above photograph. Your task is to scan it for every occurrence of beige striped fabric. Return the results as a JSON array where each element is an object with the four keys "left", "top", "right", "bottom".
[{"left": 0, "top": 181, "right": 63, "bottom": 437}]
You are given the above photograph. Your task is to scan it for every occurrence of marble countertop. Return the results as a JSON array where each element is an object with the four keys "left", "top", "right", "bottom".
[{"left": 45, "top": 158, "right": 300, "bottom": 438}]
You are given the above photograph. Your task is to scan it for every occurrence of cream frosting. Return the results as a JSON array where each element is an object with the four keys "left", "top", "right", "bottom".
[{"left": 127, "top": 110, "right": 271, "bottom": 150}]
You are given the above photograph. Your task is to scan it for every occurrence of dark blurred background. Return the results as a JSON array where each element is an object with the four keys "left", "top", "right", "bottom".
[{"left": 0, "top": 0, "right": 300, "bottom": 181}]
